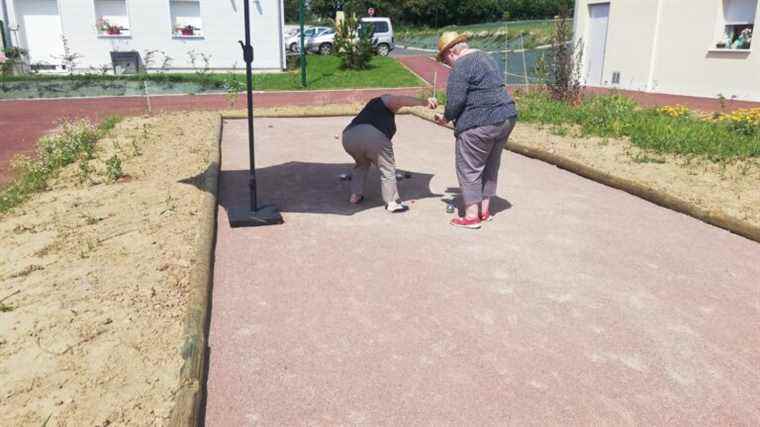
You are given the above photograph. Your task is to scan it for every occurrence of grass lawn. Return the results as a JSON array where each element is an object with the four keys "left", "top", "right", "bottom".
[
  {"left": 251, "top": 55, "right": 425, "bottom": 90},
  {"left": 0, "top": 55, "right": 425, "bottom": 95}
]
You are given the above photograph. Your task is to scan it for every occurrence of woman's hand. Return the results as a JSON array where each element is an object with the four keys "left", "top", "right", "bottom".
[
  {"left": 427, "top": 97, "right": 438, "bottom": 110},
  {"left": 434, "top": 113, "right": 448, "bottom": 125}
]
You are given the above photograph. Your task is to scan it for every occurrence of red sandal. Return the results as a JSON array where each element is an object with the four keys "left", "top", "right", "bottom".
[{"left": 450, "top": 216, "right": 482, "bottom": 229}]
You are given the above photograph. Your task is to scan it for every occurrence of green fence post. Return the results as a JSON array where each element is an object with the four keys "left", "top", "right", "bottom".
[{"left": 299, "top": 0, "right": 306, "bottom": 87}]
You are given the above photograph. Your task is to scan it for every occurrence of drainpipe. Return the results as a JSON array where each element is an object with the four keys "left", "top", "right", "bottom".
[
  {"left": 277, "top": 0, "right": 285, "bottom": 70},
  {"left": 0, "top": 0, "right": 12, "bottom": 48},
  {"left": 646, "top": 0, "right": 664, "bottom": 92}
]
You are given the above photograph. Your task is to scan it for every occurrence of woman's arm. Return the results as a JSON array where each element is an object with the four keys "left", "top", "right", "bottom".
[{"left": 381, "top": 95, "right": 437, "bottom": 113}]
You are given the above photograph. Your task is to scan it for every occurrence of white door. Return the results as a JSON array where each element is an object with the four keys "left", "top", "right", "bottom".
[
  {"left": 16, "top": 0, "right": 64, "bottom": 68},
  {"left": 586, "top": 3, "right": 610, "bottom": 86}
]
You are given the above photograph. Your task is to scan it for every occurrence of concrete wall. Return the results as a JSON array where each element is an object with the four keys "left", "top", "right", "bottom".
[
  {"left": 575, "top": 0, "right": 760, "bottom": 101},
  {"left": 6, "top": 0, "right": 285, "bottom": 71}
]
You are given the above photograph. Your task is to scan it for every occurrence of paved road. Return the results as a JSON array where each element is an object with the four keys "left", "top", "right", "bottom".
[
  {"left": 205, "top": 115, "right": 760, "bottom": 425},
  {"left": 391, "top": 46, "right": 435, "bottom": 57}
]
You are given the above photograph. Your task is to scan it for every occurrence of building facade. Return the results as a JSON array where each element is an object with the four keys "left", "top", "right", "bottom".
[
  {"left": 0, "top": 0, "right": 285, "bottom": 72},
  {"left": 574, "top": 0, "right": 759, "bottom": 101}
]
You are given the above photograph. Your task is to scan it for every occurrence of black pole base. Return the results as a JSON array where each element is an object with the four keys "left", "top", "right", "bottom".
[{"left": 228, "top": 205, "right": 284, "bottom": 228}]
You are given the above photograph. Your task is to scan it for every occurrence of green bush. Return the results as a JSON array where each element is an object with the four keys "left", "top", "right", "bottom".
[{"left": 516, "top": 91, "right": 760, "bottom": 161}]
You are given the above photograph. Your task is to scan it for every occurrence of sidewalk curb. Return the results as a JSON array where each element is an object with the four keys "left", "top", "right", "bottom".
[
  {"left": 406, "top": 110, "right": 760, "bottom": 244},
  {"left": 168, "top": 115, "right": 222, "bottom": 427}
]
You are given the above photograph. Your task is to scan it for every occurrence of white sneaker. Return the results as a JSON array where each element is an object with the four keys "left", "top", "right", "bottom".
[{"left": 386, "top": 201, "right": 409, "bottom": 213}]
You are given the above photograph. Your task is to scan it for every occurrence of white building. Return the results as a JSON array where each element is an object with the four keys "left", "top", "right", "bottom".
[
  {"left": 0, "top": 0, "right": 286, "bottom": 72},
  {"left": 574, "top": 0, "right": 759, "bottom": 101}
]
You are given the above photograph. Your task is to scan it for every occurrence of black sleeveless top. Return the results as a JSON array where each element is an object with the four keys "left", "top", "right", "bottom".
[{"left": 346, "top": 97, "right": 397, "bottom": 140}]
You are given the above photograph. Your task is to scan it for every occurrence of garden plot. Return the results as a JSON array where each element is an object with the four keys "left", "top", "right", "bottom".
[{"left": 0, "top": 112, "right": 218, "bottom": 425}]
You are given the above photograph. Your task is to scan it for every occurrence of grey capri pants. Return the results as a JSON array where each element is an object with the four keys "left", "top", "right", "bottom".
[{"left": 455, "top": 117, "right": 517, "bottom": 205}]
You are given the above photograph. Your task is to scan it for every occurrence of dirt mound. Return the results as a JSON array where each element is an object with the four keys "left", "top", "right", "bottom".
[{"left": 0, "top": 112, "right": 219, "bottom": 426}]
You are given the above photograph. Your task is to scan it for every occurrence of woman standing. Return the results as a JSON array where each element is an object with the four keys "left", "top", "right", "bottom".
[{"left": 434, "top": 32, "right": 518, "bottom": 229}]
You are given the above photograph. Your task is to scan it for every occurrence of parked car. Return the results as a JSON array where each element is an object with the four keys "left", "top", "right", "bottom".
[
  {"left": 306, "top": 28, "right": 337, "bottom": 55},
  {"left": 284, "top": 26, "right": 330, "bottom": 53},
  {"left": 359, "top": 17, "right": 395, "bottom": 56},
  {"left": 306, "top": 17, "right": 395, "bottom": 56}
]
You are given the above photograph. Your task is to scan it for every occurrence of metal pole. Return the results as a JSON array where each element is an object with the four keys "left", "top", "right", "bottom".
[
  {"left": 521, "top": 35, "right": 529, "bottom": 91},
  {"left": 1, "top": 0, "right": 12, "bottom": 49},
  {"left": 299, "top": 0, "right": 306, "bottom": 87},
  {"left": 504, "top": 22, "right": 509, "bottom": 85},
  {"left": 433, "top": 71, "right": 437, "bottom": 100},
  {"left": 228, "top": 0, "right": 282, "bottom": 227},
  {"left": 241, "top": 0, "right": 257, "bottom": 211}
]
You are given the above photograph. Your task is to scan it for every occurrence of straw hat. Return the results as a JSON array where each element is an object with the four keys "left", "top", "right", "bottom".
[{"left": 436, "top": 31, "right": 468, "bottom": 62}]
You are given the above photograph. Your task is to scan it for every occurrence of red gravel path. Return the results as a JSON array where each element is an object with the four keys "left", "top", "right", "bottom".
[
  {"left": 398, "top": 55, "right": 450, "bottom": 91},
  {"left": 206, "top": 116, "right": 760, "bottom": 425},
  {"left": 0, "top": 88, "right": 421, "bottom": 185},
  {"left": 586, "top": 87, "right": 760, "bottom": 112}
]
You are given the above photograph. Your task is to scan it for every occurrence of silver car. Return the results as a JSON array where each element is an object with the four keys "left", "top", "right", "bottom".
[
  {"left": 306, "top": 28, "right": 338, "bottom": 55},
  {"left": 285, "top": 26, "right": 330, "bottom": 53},
  {"left": 306, "top": 17, "right": 395, "bottom": 56}
]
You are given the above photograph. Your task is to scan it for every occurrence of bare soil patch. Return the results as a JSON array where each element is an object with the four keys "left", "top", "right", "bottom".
[
  {"left": 508, "top": 123, "right": 760, "bottom": 228},
  {"left": 0, "top": 112, "right": 219, "bottom": 426}
]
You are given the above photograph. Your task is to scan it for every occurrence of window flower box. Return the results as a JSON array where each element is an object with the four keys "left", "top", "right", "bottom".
[
  {"left": 175, "top": 25, "right": 201, "bottom": 37},
  {"left": 96, "top": 17, "right": 128, "bottom": 36}
]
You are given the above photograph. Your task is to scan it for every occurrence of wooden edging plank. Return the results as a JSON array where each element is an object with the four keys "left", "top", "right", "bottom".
[{"left": 168, "top": 115, "right": 222, "bottom": 427}]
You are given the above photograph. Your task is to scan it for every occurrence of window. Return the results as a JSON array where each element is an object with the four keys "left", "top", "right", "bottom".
[
  {"left": 370, "top": 22, "right": 389, "bottom": 33},
  {"left": 170, "top": 0, "right": 203, "bottom": 38},
  {"left": 716, "top": 0, "right": 756, "bottom": 50},
  {"left": 95, "top": 0, "right": 130, "bottom": 37},
  {"left": 359, "top": 21, "right": 389, "bottom": 34}
]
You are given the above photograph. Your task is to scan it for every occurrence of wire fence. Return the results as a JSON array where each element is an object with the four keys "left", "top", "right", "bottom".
[{"left": 396, "top": 19, "right": 562, "bottom": 86}]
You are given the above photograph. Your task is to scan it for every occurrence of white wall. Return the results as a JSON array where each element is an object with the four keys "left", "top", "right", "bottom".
[
  {"left": 575, "top": 0, "right": 760, "bottom": 101},
  {"left": 7, "top": 0, "right": 285, "bottom": 71}
]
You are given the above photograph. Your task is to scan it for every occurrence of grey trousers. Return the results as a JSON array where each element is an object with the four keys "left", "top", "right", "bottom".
[
  {"left": 455, "top": 117, "right": 517, "bottom": 205},
  {"left": 342, "top": 124, "right": 398, "bottom": 204}
]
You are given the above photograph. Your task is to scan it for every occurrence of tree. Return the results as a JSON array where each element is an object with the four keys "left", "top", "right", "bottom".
[
  {"left": 538, "top": 6, "right": 583, "bottom": 103},
  {"left": 334, "top": 14, "right": 375, "bottom": 69},
  {"left": 308, "top": 0, "right": 575, "bottom": 26},
  {"left": 284, "top": 0, "right": 300, "bottom": 23}
]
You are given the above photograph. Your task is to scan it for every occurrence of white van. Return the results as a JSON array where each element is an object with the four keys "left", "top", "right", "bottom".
[{"left": 359, "top": 17, "right": 394, "bottom": 56}]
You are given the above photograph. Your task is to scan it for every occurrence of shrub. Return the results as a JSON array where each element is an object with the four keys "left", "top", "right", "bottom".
[
  {"left": 540, "top": 6, "right": 583, "bottom": 103},
  {"left": 105, "top": 154, "right": 123, "bottom": 182},
  {"left": 334, "top": 16, "right": 375, "bottom": 70}
]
